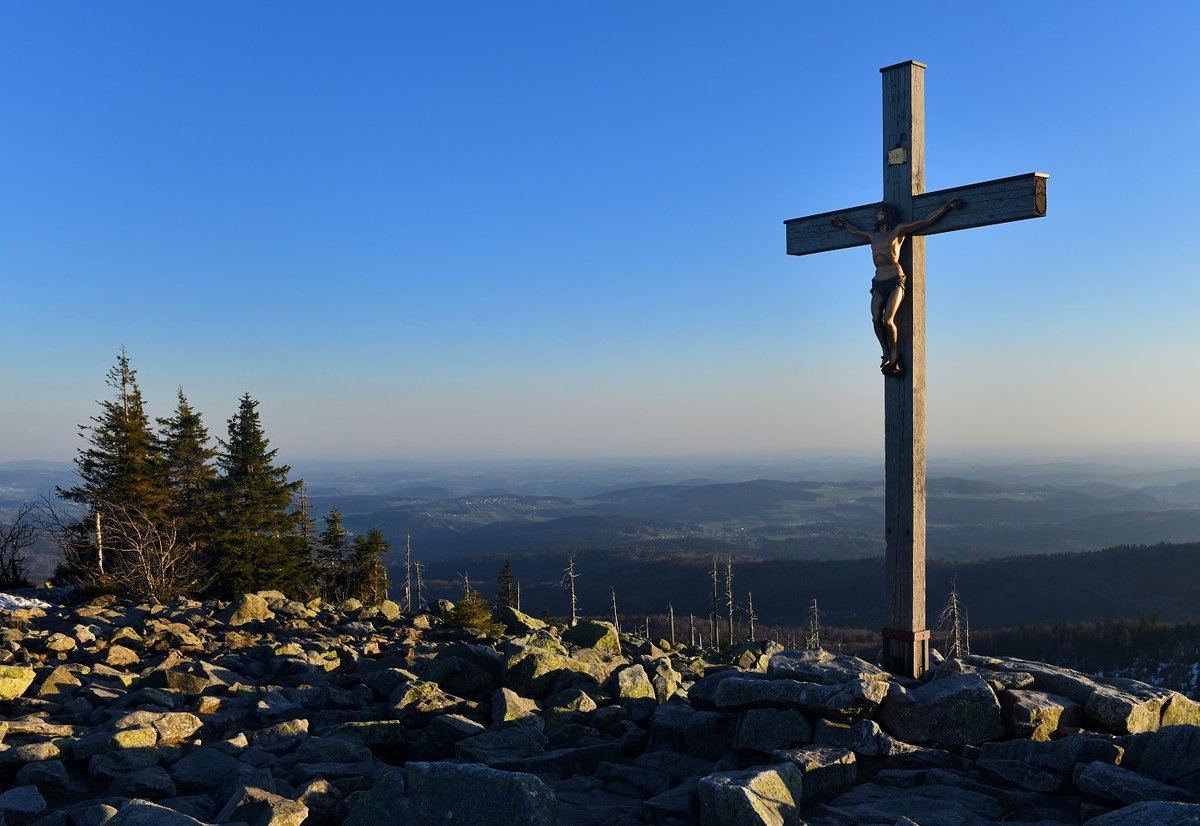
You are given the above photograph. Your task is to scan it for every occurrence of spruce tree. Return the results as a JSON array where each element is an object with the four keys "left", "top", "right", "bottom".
[
  {"left": 58, "top": 350, "right": 169, "bottom": 583},
  {"left": 495, "top": 559, "right": 516, "bottom": 610},
  {"left": 317, "top": 508, "right": 350, "bottom": 600},
  {"left": 156, "top": 388, "right": 218, "bottom": 562},
  {"left": 348, "top": 528, "right": 391, "bottom": 603},
  {"left": 213, "top": 394, "right": 308, "bottom": 597}
]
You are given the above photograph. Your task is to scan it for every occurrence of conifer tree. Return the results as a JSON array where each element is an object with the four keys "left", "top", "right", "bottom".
[
  {"left": 58, "top": 350, "right": 170, "bottom": 584},
  {"left": 348, "top": 527, "right": 391, "bottom": 603},
  {"left": 447, "top": 587, "right": 505, "bottom": 637},
  {"left": 156, "top": 388, "right": 218, "bottom": 561},
  {"left": 317, "top": 508, "right": 350, "bottom": 601},
  {"left": 495, "top": 559, "right": 516, "bottom": 610},
  {"left": 213, "top": 394, "right": 308, "bottom": 597}
]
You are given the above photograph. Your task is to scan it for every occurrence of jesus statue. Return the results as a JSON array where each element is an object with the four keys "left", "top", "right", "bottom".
[{"left": 833, "top": 198, "right": 963, "bottom": 376}]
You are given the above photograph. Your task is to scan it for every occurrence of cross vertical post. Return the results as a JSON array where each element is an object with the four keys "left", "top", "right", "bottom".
[
  {"left": 880, "top": 61, "right": 929, "bottom": 678},
  {"left": 782, "top": 61, "right": 1047, "bottom": 681}
]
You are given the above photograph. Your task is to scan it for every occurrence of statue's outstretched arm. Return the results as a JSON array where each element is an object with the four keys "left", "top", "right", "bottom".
[
  {"left": 895, "top": 198, "right": 963, "bottom": 236},
  {"left": 832, "top": 216, "right": 872, "bottom": 242}
]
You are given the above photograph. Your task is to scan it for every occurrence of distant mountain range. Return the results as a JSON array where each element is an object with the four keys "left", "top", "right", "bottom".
[
  {"left": 5, "top": 457, "right": 1200, "bottom": 627},
  {"left": 307, "top": 472, "right": 1200, "bottom": 565}
]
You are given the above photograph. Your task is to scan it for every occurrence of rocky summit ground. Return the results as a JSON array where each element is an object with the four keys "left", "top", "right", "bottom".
[{"left": 0, "top": 592, "right": 1199, "bottom": 825}]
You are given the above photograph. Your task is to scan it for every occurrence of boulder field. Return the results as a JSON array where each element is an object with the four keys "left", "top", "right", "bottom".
[{"left": 0, "top": 592, "right": 1198, "bottom": 825}]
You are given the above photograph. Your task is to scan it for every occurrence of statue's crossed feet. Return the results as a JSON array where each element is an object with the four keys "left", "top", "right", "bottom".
[{"left": 881, "top": 357, "right": 903, "bottom": 377}]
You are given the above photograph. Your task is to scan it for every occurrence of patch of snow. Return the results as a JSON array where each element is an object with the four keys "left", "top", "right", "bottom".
[{"left": 0, "top": 593, "right": 52, "bottom": 611}]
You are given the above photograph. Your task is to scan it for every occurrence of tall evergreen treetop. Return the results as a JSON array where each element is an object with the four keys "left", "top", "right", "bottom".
[
  {"left": 213, "top": 393, "right": 309, "bottom": 597},
  {"left": 496, "top": 559, "right": 516, "bottom": 610},
  {"left": 157, "top": 387, "right": 218, "bottom": 555},
  {"left": 349, "top": 527, "right": 391, "bottom": 604},
  {"left": 316, "top": 507, "right": 350, "bottom": 601},
  {"left": 60, "top": 349, "right": 168, "bottom": 519}
]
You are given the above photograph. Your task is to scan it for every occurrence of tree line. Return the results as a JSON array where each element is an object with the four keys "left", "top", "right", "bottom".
[{"left": 36, "top": 350, "right": 392, "bottom": 603}]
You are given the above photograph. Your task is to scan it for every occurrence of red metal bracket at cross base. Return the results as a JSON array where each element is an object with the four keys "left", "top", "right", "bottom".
[{"left": 881, "top": 628, "right": 931, "bottom": 642}]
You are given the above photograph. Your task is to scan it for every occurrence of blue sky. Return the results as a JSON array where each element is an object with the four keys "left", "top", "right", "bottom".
[{"left": 2, "top": 2, "right": 1198, "bottom": 462}]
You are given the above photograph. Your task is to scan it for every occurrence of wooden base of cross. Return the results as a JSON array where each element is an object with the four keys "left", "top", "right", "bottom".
[{"left": 783, "top": 61, "right": 1047, "bottom": 680}]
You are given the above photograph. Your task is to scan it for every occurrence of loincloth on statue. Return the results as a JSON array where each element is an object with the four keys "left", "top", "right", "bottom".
[{"left": 870, "top": 273, "right": 906, "bottom": 297}]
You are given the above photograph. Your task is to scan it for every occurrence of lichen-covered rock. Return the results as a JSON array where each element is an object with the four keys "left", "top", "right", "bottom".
[
  {"left": 216, "top": 785, "right": 309, "bottom": 826},
  {"left": 1001, "top": 689, "right": 1082, "bottom": 740},
  {"left": 878, "top": 673, "right": 1003, "bottom": 746},
  {"left": 734, "top": 708, "right": 812, "bottom": 753},
  {"left": 45, "top": 631, "right": 77, "bottom": 652},
  {"left": 767, "top": 649, "right": 888, "bottom": 685},
  {"left": 504, "top": 646, "right": 592, "bottom": 700},
  {"left": 607, "top": 664, "right": 657, "bottom": 721},
  {"left": 220, "top": 593, "right": 275, "bottom": 627},
  {"left": 404, "top": 761, "right": 556, "bottom": 825},
  {"left": 1140, "top": 725, "right": 1200, "bottom": 794},
  {"left": 104, "top": 644, "right": 141, "bottom": 667},
  {"left": 494, "top": 605, "right": 547, "bottom": 634},
  {"left": 1073, "top": 760, "right": 1197, "bottom": 806},
  {"left": 813, "top": 718, "right": 922, "bottom": 758},
  {"left": 0, "top": 664, "right": 36, "bottom": 700},
  {"left": 698, "top": 763, "right": 804, "bottom": 825},
  {"left": 562, "top": 620, "right": 622, "bottom": 656},
  {"left": 106, "top": 799, "right": 211, "bottom": 825},
  {"left": 38, "top": 664, "right": 83, "bottom": 700},
  {"left": 772, "top": 744, "right": 856, "bottom": 802},
  {"left": 708, "top": 673, "right": 887, "bottom": 722},
  {"left": 455, "top": 720, "right": 548, "bottom": 765},
  {"left": 1086, "top": 683, "right": 1167, "bottom": 735},
  {"left": 0, "top": 784, "right": 47, "bottom": 821},
  {"left": 493, "top": 686, "right": 540, "bottom": 724},
  {"left": 111, "top": 765, "right": 178, "bottom": 799},
  {"left": 1162, "top": 693, "right": 1200, "bottom": 727},
  {"left": 978, "top": 732, "right": 1124, "bottom": 774},
  {"left": 646, "top": 657, "right": 683, "bottom": 704},
  {"left": 727, "top": 640, "right": 785, "bottom": 671}
]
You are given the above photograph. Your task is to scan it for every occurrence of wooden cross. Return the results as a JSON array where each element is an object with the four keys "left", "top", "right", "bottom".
[{"left": 784, "top": 61, "right": 1048, "bottom": 679}]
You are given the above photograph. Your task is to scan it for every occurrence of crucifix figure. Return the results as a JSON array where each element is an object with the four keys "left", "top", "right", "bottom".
[
  {"left": 784, "top": 61, "right": 1048, "bottom": 679},
  {"left": 833, "top": 198, "right": 962, "bottom": 376}
]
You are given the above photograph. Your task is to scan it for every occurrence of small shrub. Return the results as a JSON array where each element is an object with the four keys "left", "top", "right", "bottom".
[{"left": 446, "top": 588, "right": 506, "bottom": 637}]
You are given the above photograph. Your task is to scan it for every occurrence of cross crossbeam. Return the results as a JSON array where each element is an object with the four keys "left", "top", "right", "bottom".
[
  {"left": 783, "top": 61, "right": 1048, "bottom": 679},
  {"left": 785, "top": 173, "right": 1048, "bottom": 257}
]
